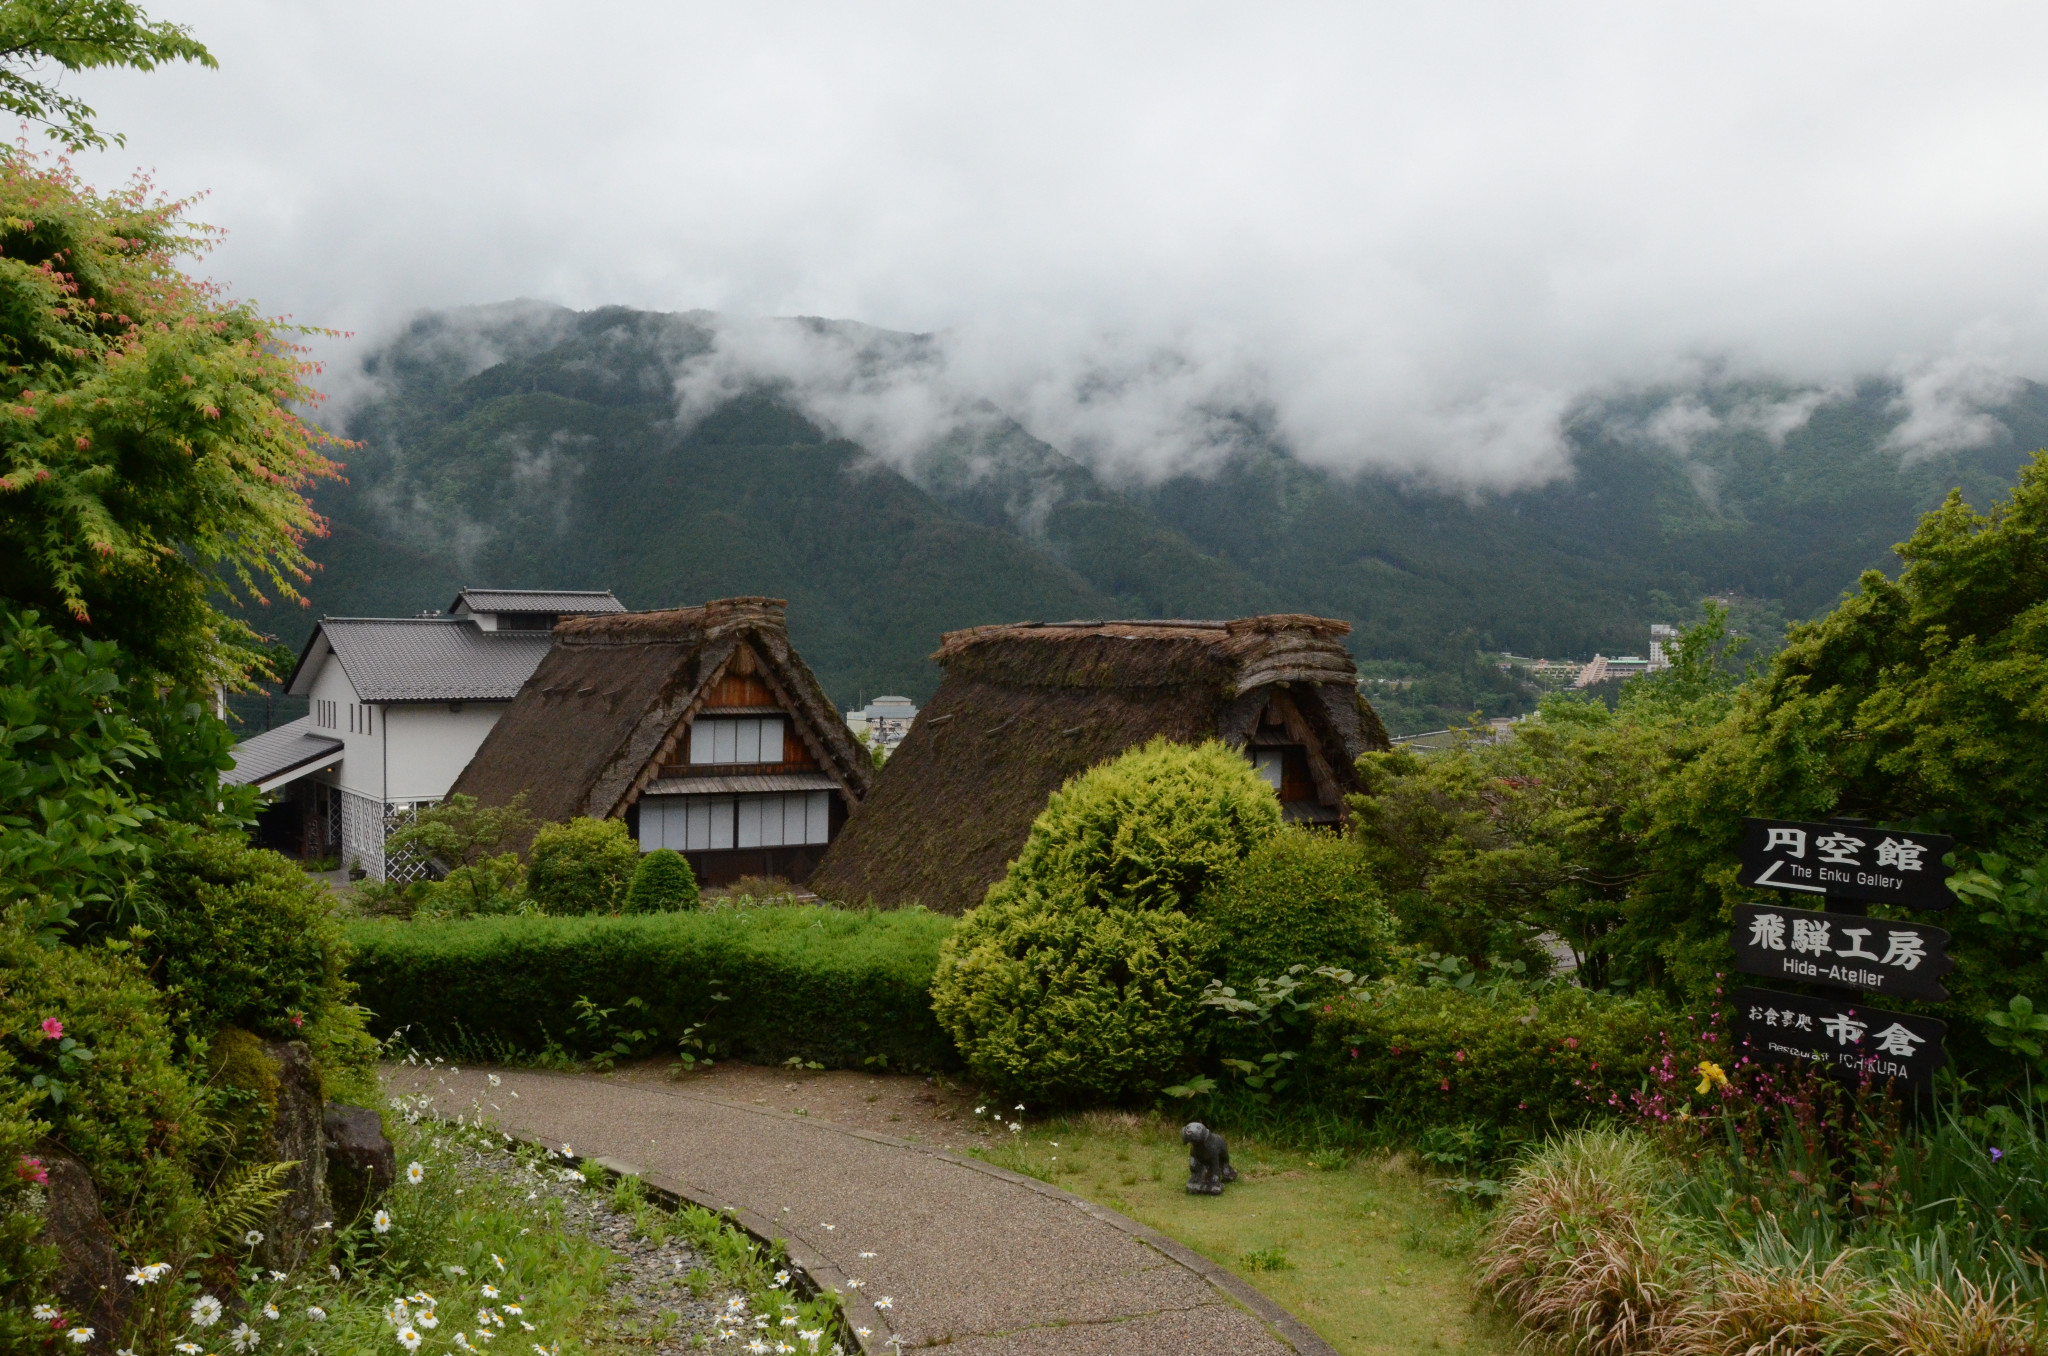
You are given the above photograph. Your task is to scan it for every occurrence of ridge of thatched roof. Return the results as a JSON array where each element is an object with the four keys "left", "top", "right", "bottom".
[
  {"left": 449, "top": 597, "right": 872, "bottom": 831},
  {"left": 808, "top": 611, "right": 1388, "bottom": 914}
]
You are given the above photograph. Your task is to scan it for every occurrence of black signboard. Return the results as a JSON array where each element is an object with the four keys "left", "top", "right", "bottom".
[
  {"left": 1732, "top": 986, "right": 1947, "bottom": 1090},
  {"left": 1731, "top": 903, "right": 1953, "bottom": 1002},
  {"left": 1739, "top": 818, "right": 1955, "bottom": 910}
]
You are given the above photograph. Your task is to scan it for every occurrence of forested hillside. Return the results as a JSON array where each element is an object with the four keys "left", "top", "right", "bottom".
[{"left": 236, "top": 304, "right": 2048, "bottom": 734}]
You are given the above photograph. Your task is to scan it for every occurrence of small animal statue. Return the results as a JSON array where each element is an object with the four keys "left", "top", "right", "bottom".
[{"left": 1183, "top": 1121, "right": 1237, "bottom": 1196}]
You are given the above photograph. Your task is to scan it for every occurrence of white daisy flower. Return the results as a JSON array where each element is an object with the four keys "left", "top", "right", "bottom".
[
  {"left": 873, "top": 1297, "right": 894, "bottom": 1310},
  {"left": 481, "top": 1284, "right": 499, "bottom": 1299},
  {"left": 373, "top": 1209, "right": 393, "bottom": 1233},
  {"left": 858, "top": 1251, "right": 877, "bottom": 1259},
  {"left": 307, "top": 1307, "right": 328, "bottom": 1322},
  {"left": 176, "top": 1345, "right": 203, "bottom": 1355},
  {"left": 406, "top": 1162, "right": 425, "bottom": 1185},
  {"left": 397, "top": 1325, "right": 423, "bottom": 1352},
  {"left": 244, "top": 1229, "right": 265, "bottom": 1247},
  {"left": 229, "top": 1320, "right": 261, "bottom": 1351},
  {"left": 492, "top": 1254, "right": 507, "bottom": 1272},
  {"left": 191, "top": 1294, "right": 225, "bottom": 1327},
  {"left": 418, "top": 1309, "right": 440, "bottom": 1329},
  {"left": 67, "top": 1327, "right": 94, "bottom": 1345},
  {"left": 488, "top": 1074, "right": 501, "bottom": 1087},
  {"left": 330, "top": 1264, "right": 343, "bottom": 1280},
  {"left": 773, "top": 1270, "right": 790, "bottom": 1286},
  {"left": 446, "top": 1266, "right": 467, "bottom": 1277},
  {"left": 262, "top": 1304, "right": 279, "bottom": 1320}
]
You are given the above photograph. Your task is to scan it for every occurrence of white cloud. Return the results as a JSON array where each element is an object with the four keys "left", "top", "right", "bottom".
[{"left": 58, "top": 1, "right": 2048, "bottom": 485}]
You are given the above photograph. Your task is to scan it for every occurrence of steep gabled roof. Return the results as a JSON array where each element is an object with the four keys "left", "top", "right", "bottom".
[
  {"left": 448, "top": 588, "right": 626, "bottom": 616},
  {"left": 808, "top": 613, "right": 1389, "bottom": 914},
  {"left": 285, "top": 619, "right": 554, "bottom": 701},
  {"left": 449, "top": 597, "right": 874, "bottom": 827}
]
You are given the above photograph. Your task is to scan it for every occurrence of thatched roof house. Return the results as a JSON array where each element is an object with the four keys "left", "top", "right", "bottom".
[
  {"left": 449, "top": 597, "right": 873, "bottom": 886},
  {"left": 808, "top": 614, "right": 1389, "bottom": 913}
]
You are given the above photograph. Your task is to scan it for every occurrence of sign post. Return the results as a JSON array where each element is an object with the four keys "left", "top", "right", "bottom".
[{"left": 1731, "top": 817, "right": 1954, "bottom": 1087}]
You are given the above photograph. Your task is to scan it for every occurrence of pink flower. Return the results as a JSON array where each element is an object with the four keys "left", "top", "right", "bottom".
[
  {"left": 17, "top": 1156, "right": 47, "bottom": 1185},
  {"left": 39, "top": 1018, "right": 62, "bottom": 1040},
  {"left": 1563, "top": 1037, "right": 1578, "bottom": 1049},
  {"left": 1440, "top": 1079, "right": 1450, "bottom": 1091},
  {"left": 1454, "top": 1050, "right": 1465, "bottom": 1062},
  {"left": 288, "top": 1013, "right": 305, "bottom": 1029}
]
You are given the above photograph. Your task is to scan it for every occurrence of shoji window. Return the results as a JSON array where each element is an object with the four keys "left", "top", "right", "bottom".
[
  {"left": 1252, "top": 750, "right": 1283, "bottom": 792},
  {"left": 637, "top": 791, "right": 829, "bottom": 851},
  {"left": 687, "top": 717, "right": 785, "bottom": 765}
]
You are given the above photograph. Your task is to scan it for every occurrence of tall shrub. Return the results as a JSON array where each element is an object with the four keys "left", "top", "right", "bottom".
[
  {"left": 1196, "top": 826, "right": 1397, "bottom": 984},
  {"left": 624, "top": 849, "right": 699, "bottom": 913},
  {"left": 527, "top": 817, "right": 639, "bottom": 915},
  {"left": 930, "top": 738, "right": 1280, "bottom": 1105}
]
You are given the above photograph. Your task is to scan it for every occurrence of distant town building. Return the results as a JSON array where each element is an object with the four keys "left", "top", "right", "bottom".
[
  {"left": 1648, "top": 623, "right": 1679, "bottom": 671},
  {"left": 845, "top": 695, "right": 920, "bottom": 754},
  {"left": 1572, "top": 623, "right": 1677, "bottom": 688},
  {"left": 225, "top": 588, "right": 626, "bottom": 878}
]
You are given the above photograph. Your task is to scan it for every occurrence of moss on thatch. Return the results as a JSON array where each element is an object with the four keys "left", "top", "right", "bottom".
[{"left": 808, "top": 615, "right": 1388, "bottom": 914}]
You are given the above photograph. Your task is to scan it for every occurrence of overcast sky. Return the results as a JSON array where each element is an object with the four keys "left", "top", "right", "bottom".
[{"left": 60, "top": 3, "right": 2048, "bottom": 484}]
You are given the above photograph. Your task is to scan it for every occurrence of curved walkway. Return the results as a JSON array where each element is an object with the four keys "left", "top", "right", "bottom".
[{"left": 384, "top": 1065, "right": 1336, "bottom": 1355}]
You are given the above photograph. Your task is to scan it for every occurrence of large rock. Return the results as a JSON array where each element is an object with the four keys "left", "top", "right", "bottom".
[
  {"left": 258, "top": 1040, "right": 333, "bottom": 1270},
  {"left": 36, "top": 1150, "right": 131, "bottom": 1343},
  {"left": 322, "top": 1103, "right": 394, "bottom": 1225}
]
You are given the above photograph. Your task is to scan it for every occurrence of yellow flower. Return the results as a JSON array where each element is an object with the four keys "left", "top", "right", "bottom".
[{"left": 1695, "top": 1060, "right": 1728, "bottom": 1095}]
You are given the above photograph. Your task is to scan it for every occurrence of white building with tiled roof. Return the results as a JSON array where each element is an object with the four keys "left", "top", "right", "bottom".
[{"left": 226, "top": 588, "right": 624, "bottom": 878}]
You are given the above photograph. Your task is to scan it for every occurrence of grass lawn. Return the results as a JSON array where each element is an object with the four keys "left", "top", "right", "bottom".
[{"left": 970, "top": 1110, "right": 1519, "bottom": 1356}]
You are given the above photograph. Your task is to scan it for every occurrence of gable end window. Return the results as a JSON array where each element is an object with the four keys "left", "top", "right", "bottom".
[{"left": 688, "top": 717, "right": 786, "bottom": 766}]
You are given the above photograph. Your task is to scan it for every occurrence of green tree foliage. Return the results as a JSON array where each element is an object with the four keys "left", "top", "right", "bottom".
[
  {"left": 0, "top": 606, "right": 248, "bottom": 935},
  {"left": 1348, "top": 609, "right": 1747, "bottom": 989},
  {"left": 0, "top": 0, "right": 213, "bottom": 150},
  {"left": 1195, "top": 826, "right": 1397, "bottom": 985},
  {"left": 1632, "top": 454, "right": 2048, "bottom": 1085},
  {"left": 527, "top": 816, "right": 640, "bottom": 915},
  {"left": 930, "top": 739, "right": 1279, "bottom": 1104},
  {"left": 0, "top": 148, "right": 339, "bottom": 687},
  {"left": 624, "top": 848, "right": 699, "bottom": 913}
]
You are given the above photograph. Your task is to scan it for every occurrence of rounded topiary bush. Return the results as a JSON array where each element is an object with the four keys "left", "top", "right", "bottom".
[
  {"left": 527, "top": 817, "right": 640, "bottom": 915},
  {"left": 1003, "top": 736, "right": 1283, "bottom": 912},
  {"left": 624, "top": 848, "right": 699, "bottom": 912},
  {"left": 930, "top": 738, "right": 1280, "bottom": 1104},
  {"left": 144, "top": 831, "right": 349, "bottom": 1039},
  {"left": 1196, "top": 825, "right": 1398, "bottom": 984}
]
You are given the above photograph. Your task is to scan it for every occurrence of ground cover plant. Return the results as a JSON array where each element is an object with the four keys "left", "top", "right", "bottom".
[
  {"left": 345, "top": 906, "right": 956, "bottom": 1071},
  {"left": 968, "top": 1108, "right": 1516, "bottom": 1356}
]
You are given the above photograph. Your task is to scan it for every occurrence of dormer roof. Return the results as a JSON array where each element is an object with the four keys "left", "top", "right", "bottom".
[{"left": 448, "top": 588, "right": 626, "bottom": 617}]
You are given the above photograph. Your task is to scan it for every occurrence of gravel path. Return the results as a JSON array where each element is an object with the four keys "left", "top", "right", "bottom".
[{"left": 463, "top": 1134, "right": 730, "bottom": 1351}]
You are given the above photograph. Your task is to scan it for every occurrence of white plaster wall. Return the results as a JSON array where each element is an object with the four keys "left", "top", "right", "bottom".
[
  {"left": 381, "top": 702, "right": 509, "bottom": 803},
  {"left": 306, "top": 658, "right": 384, "bottom": 803}
]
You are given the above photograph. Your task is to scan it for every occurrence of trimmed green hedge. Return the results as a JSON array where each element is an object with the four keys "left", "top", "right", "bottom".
[
  {"left": 345, "top": 907, "right": 955, "bottom": 1071},
  {"left": 1309, "top": 980, "right": 1682, "bottom": 1130}
]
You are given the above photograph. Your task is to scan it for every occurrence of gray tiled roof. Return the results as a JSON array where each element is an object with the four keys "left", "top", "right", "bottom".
[
  {"left": 315, "top": 619, "right": 555, "bottom": 701},
  {"left": 224, "top": 716, "right": 342, "bottom": 787},
  {"left": 450, "top": 589, "right": 626, "bottom": 615}
]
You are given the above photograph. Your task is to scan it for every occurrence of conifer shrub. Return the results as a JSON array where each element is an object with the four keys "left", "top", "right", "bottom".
[
  {"left": 930, "top": 738, "right": 1281, "bottom": 1105},
  {"left": 527, "top": 817, "right": 640, "bottom": 915},
  {"left": 1309, "top": 979, "right": 1679, "bottom": 1130},
  {"left": 1196, "top": 825, "right": 1398, "bottom": 984},
  {"left": 625, "top": 849, "right": 699, "bottom": 913}
]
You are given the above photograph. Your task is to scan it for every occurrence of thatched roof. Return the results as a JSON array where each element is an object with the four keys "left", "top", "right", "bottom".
[
  {"left": 808, "top": 615, "right": 1389, "bottom": 913},
  {"left": 449, "top": 597, "right": 873, "bottom": 830}
]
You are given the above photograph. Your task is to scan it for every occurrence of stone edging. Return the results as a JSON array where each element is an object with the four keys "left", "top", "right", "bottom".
[{"left": 463, "top": 1070, "right": 1341, "bottom": 1356}]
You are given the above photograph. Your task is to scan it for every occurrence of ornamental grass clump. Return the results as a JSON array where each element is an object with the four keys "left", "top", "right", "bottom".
[
  {"left": 1477, "top": 1128, "right": 1694, "bottom": 1356},
  {"left": 930, "top": 738, "right": 1280, "bottom": 1105}
]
